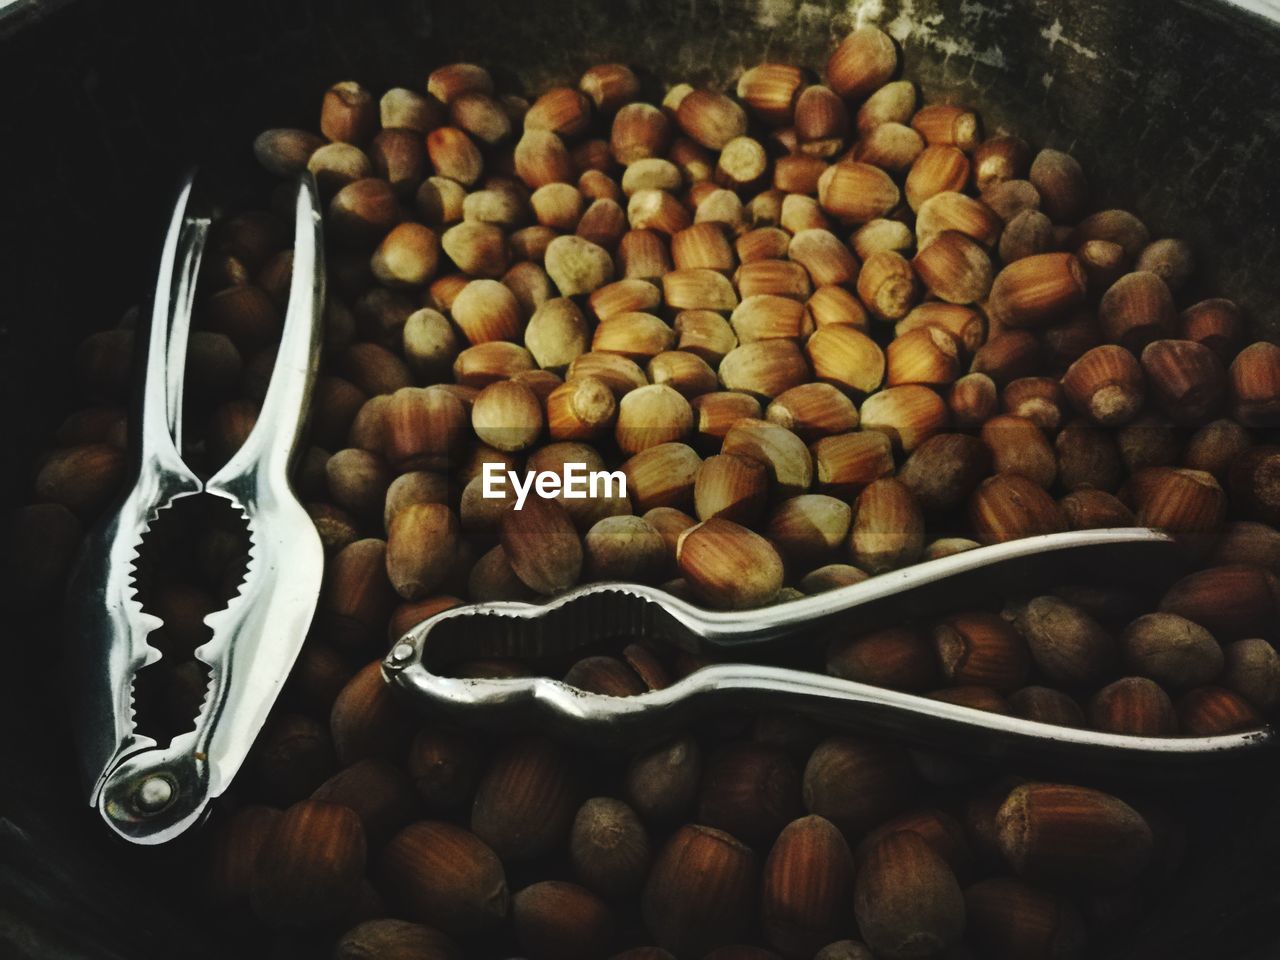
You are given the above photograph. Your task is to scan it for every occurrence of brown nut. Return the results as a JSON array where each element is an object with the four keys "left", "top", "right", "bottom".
[
  {"left": 677, "top": 517, "right": 785, "bottom": 609},
  {"left": 802, "top": 736, "right": 915, "bottom": 838},
  {"left": 512, "top": 881, "right": 615, "bottom": 960},
  {"left": 850, "top": 478, "right": 924, "bottom": 574},
  {"left": 251, "top": 800, "right": 366, "bottom": 928},
  {"left": 762, "top": 815, "right": 856, "bottom": 959},
  {"left": 826, "top": 625, "right": 939, "bottom": 693},
  {"left": 378, "top": 822, "right": 509, "bottom": 936},
  {"left": 1088, "top": 676, "right": 1178, "bottom": 736},
  {"left": 995, "top": 782, "right": 1152, "bottom": 890},
  {"left": 1014, "top": 596, "right": 1116, "bottom": 688},
  {"left": 933, "top": 611, "right": 1031, "bottom": 693},
  {"left": 500, "top": 495, "right": 584, "bottom": 595},
  {"left": 968, "top": 474, "right": 1066, "bottom": 545},
  {"left": 642, "top": 824, "right": 758, "bottom": 957},
  {"left": 854, "top": 831, "right": 965, "bottom": 960}
]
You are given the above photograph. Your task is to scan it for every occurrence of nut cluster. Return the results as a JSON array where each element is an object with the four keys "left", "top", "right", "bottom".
[
  {"left": 6, "top": 21, "right": 1280, "bottom": 960},
  {"left": 203, "top": 710, "right": 1177, "bottom": 960}
]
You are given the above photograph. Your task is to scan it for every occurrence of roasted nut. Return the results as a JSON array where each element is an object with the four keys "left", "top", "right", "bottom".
[
  {"left": 379, "top": 822, "right": 509, "bottom": 936},
  {"left": 1062, "top": 345, "right": 1145, "bottom": 427},
  {"left": 700, "top": 413, "right": 796, "bottom": 483},
  {"left": 717, "top": 340, "right": 811, "bottom": 400},
  {"left": 860, "top": 384, "right": 949, "bottom": 453},
  {"left": 471, "top": 736, "right": 578, "bottom": 861},
  {"left": 545, "top": 235, "right": 615, "bottom": 296},
  {"left": 1158, "top": 564, "right": 1280, "bottom": 638},
  {"left": 948, "top": 372, "right": 999, "bottom": 429},
  {"left": 1060, "top": 488, "right": 1136, "bottom": 530},
  {"left": 1098, "top": 272, "right": 1176, "bottom": 352},
  {"left": 515, "top": 129, "right": 575, "bottom": 187},
  {"left": 886, "top": 327, "right": 963, "bottom": 388},
  {"left": 625, "top": 736, "right": 701, "bottom": 825},
  {"left": 854, "top": 831, "right": 965, "bottom": 960},
  {"left": 856, "top": 251, "right": 919, "bottom": 322},
  {"left": 1178, "top": 686, "right": 1263, "bottom": 735},
  {"left": 803, "top": 736, "right": 915, "bottom": 837},
  {"left": 1028, "top": 149, "right": 1086, "bottom": 222},
  {"left": 317, "top": 531, "right": 395, "bottom": 644},
  {"left": 1002, "top": 376, "right": 1067, "bottom": 432},
  {"left": 312, "top": 759, "right": 419, "bottom": 850},
  {"left": 1209, "top": 520, "right": 1280, "bottom": 573},
  {"left": 905, "top": 145, "right": 970, "bottom": 211},
  {"left": 1015, "top": 596, "right": 1116, "bottom": 688},
  {"left": 933, "top": 611, "right": 1030, "bottom": 693},
  {"left": 964, "top": 876, "right": 1087, "bottom": 960},
  {"left": 471, "top": 380, "right": 544, "bottom": 452},
  {"left": 1129, "top": 466, "right": 1226, "bottom": 544},
  {"left": 1185, "top": 418, "right": 1252, "bottom": 481},
  {"left": 1088, "top": 677, "right": 1178, "bottom": 736},
  {"left": 333, "top": 919, "right": 462, "bottom": 960},
  {"left": 1230, "top": 445, "right": 1280, "bottom": 525},
  {"left": 972, "top": 133, "right": 1031, "bottom": 189},
  {"left": 34, "top": 443, "right": 126, "bottom": 518},
  {"left": 996, "top": 782, "right": 1152, "bottom": 889},
  {"left": 810, "top": 432, "right": 895, "bottom": 499},
  {"left": 898, "top": 433, "right": 991, "bottom": 514},
  {"left": 1181, "top": 297, "right": 1244, "bottom": 362},
  {"left": 441, "top": 221, "right": 508, "bottom": 277},
  {"left": 568, "top": 797, "right": 652, "bottom": 900},
  {"left": 676, "top": 89, "right": 749, "bottom": 150},
  {"left": 1055, "top": 420, "right": 1124, "bottom": 492},
  {"left": 584, "top": 515, "right": 668, "bottom": 582},
  {"left": 826, "top": 26, "right": 899, "bottom": 99},
  {"left": 826, "top": 625, "right": 937, "bottom": 692},
  {"left": 1222, "top": 638, "right": 1280, "bottom": 712},
  {"left": 512, "top": 881, "right": 614, "bottom": 960},
  {"left": 736, "top": 258, "right": 813, "bottom": 300},
  {"left": 987, "top": 253, "right": 1087, "bottom": 329},
  {"left": 853, "top": 122, "right": 924, "bottom": 172},
  {"left": 251, "top": 800, "right": 366, "bottom": 928},
  {"left": 818, "top": 161, "right": 900, "bottom": 224},
  {"left": 765, "top": 494, "right": 852, "bottom": 568},
  {"left": 500, "top": 495, "right": 584, "bottom": 595},
  {"left": 850, "top": 478, "right": 924, "bottom": 574},
  {"left": 981, "top": 414, "right": 1057, "bottom": 489},
  {"left": 912, "top": 231, "right": 994, "bottom": 305},
  {"left": 1008, "top": 687, "right": 1087, "bottom": 728},
  {"left": 620, "top": 443, "right": 701, "bottom": 512},
  {"left": 615, "top": 384, "right": 694, "bottom": 454},
  {"left": 971, "top": 331, "right": 1043, "bottom": 387},
  {"left": 386, "top": 503, "right": 460, "bottom": 600},
  {"left": 801, "top": 563, "right": 871, "bottom": 593},
  {"left": 642, "top": 824, "right": 758, "bottom": 956},
  {"left": 795, "top": 85, "right": 850, "bottom": 158},
  {"left": 1229, "top": 341, "right": 1280, "bottom": 427},
  {"left": 731, "top": 294, "right": 812, "bottom": 344},
  {"left": 331, "top": 660, "right": 414, "bottom": 766},
  {"left": 807, "top": 325, "right": 887, "bottom": 394},
  {"left": 916, "top": 192, "right": 1003, "bottom": 251},
  {"left": 762, "top": 816, "right": 856, "bottom": 959},
  {"left": 694, "top": 453, "right": 770, "bottom": 524},
  {"left": 677, "top": 517, "right": 785, "bottom": 609},
  {"left": 698, "top": 742, "right": 803, "bottom": 847},
  {"left": 766, "top": 383, "right": 859, "bottom": 441}
]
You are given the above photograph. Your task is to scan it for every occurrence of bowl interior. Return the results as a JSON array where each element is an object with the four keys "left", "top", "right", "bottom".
[{"left": 2, "top": 0, "right": 1279, "bottom": 956}]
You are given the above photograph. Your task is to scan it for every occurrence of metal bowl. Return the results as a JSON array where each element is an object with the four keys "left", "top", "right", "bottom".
[{"left": 2, "top": 0, "right": 1279, "bottom": 956}]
